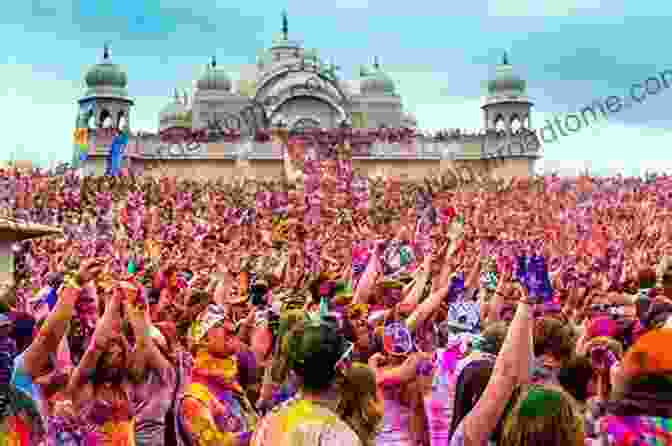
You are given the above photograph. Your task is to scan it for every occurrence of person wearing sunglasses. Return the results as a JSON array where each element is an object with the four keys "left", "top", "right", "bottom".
[{"left": 177, "top": 304, "right": 258, "bottom": 446}]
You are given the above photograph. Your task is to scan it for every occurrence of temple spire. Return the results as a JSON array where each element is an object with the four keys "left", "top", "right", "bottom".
[
  {"left": 210, "top": 55, "right": 216, "bottom": 68},
  {"left": 103, "top": 42, "right": 110, "bottom": 61},
  {"left": 282, "top": 10, "right": 288, "bottom": 40},
  {"left": 373, "top": 56, "right": 379, "bottom": 70},
  {"left": 502, "top": 51, "right": 509, "bottom": 65}
]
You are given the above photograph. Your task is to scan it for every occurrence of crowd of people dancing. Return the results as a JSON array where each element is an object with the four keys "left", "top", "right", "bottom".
[{"left": 0, "top": 147, "right": 671, "bottom": 446}]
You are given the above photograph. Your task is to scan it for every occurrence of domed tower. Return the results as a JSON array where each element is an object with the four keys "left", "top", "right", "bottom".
[
  {"left": 267, "top": 11, "right": 303, "bottom": 65},
  {"left": 360, "top": 57, "right": 397, "bottom": 97},
  {"left": 159, "top": 89, "right": 191, "bottom": 132},
  {"left": 481, "top": 52, "right": 532, "bottom": 133},
  {"left": 76, "top": 44, "right": 134, "bottom": 131},
  {"left": 191, "top": 56, "right": 249, "bottom": 130},
  {"left": 356, "top": 57, "right": 402, "bottom": 128}
]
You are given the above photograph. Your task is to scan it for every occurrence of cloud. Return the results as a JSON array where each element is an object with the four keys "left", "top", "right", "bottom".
[{"left": 487, "top": 0, "right": 604, "bottom": 16}]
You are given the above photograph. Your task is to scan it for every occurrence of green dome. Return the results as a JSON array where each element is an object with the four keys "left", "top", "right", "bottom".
[
  {"left": 159, "top": 93, "right": 190, "bottom": 125},
  {"left": 196, "top": 58, "right": 232, "bottom": 91},
  {"left": 487, "top": 60, "right": 526, "bottom": 95},
  {"left": 85, "top": 60, "right": 127, "bottom": 89},
  {"left": 360, "top": 62, "right": 395, "bottom": 95}
]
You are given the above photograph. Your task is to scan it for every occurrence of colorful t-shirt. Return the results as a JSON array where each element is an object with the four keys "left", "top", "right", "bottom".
[
  {"left": 251, "top": 397, "right": 362, "bottom": 446},
  {"left": 133, "top": 365, "right": 177, "bottom": 446}
]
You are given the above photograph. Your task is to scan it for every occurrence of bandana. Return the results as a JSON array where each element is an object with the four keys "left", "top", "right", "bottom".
[{"left": 188, "top": 304, "right": 229, "bottom": 346}]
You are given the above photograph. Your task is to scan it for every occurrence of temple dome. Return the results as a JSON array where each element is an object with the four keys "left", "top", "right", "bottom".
[
  {"left": 84, "top": 47, "right": 127, "bottom": 89},
  {"left": 360, "top": 61, "right": 396, "bottom": 95},
  {"left": 159, "top": 91, "right": 189, "bottom": 124},
  {"left": 196, "top": 57, "right": 232, "bottom": 91},
  {"left": 488, "top": 53, "right": 526, "bottom": 95}
]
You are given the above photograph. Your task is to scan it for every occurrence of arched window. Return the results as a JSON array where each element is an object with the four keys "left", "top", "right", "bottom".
[
  {"left": 99, "top": 109, "right": 113, "bottom": 128},
  {"left": 292, "top": 117, "right": 321, "bottom": 132},
  {"left": 117, "top": 111, "right": 127, "bottom": 130},
  {"left": 494, "top": 115, "right": 505, "bottom": 132},
  {"left": 510, "top": 115, "right": 521, "bottom": 133},
  {"left": 87, "top": 111, "right": 96, "bottom": 129}
]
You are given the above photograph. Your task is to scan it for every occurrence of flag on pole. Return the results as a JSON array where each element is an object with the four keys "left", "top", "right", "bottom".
[
  {"left": 106, "top": 130, "right": 129, "bottom": 176},
  {"left": 74, "top": 128, "right": 89, "bottom": 161}
]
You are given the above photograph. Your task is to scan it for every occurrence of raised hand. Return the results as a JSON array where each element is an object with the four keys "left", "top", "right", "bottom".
[{"left": 78, "top": 258, "right": 105, "bottom": 284}]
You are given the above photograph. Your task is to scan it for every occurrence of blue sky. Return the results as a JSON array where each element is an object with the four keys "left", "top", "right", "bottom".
[{"left": 2, "top": 0, "right": 671, "bottom": 176}]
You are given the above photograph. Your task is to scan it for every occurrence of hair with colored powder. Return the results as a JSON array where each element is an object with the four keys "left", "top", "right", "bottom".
[
  {"left": 336, "top": 362, "right": 383, "bottom": 446},
  {"left": 499, "top": 384, "right": 584, "bottom": 446},
  {"left": 287, "top": 319, "right": 345, "bottom": 392},
  {"left": 271, "top": 310, "right": 306, "bottom": 383}
]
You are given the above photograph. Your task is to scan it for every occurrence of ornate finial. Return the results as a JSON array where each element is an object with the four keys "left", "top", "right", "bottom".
[
  {"left": 210, "top": 55, "right": 216, "bottom": 68},
  {"left": 373, "top": 56, "right": 380, "bottom": 70},
  {"left": 183, "top": 89, "right": 189, "bottom": 106},
  {"left": 282, "top": 10, "right": 288, "bottom": 40},
  {"left": 174, "top": 88, "right": 180, "bottom": 102},
  {"left": 103, "top": 42, "right": 111, "bottom": 60},
  {"left": 502, "top": 51, "right": 509, "bottom": 65}
]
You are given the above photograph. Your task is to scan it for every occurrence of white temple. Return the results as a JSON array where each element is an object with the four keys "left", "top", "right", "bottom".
[{"left": 74, "top": 12, "right": 540, "bottom": 180}]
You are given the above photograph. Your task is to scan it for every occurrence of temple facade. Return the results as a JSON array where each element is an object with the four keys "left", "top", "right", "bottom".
[{"left": 74, "top": 13, "right": 540, "bottom": 180}]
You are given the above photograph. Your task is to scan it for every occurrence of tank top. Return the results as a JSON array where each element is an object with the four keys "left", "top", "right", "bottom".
[{"left": 376, "top": 386, "right": 412, "bottom": 446}]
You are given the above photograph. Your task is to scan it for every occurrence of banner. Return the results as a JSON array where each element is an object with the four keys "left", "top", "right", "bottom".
[{"left": 73, "top": 128, "right": 89, "bottom": 161}]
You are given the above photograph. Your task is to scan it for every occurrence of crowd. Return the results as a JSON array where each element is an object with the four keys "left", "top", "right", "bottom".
[{"left": 0, "top": 141, "right": 671, "bottom": 446}]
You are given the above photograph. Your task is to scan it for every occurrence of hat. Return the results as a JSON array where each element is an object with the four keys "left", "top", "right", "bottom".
[{"left": 622, "top": 328, "right": 672, "bottom": 378}]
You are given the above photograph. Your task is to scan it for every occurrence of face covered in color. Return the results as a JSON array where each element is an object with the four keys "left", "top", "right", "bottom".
[{"left": 207, "top": 320, "right": 240, "bottom": 358}]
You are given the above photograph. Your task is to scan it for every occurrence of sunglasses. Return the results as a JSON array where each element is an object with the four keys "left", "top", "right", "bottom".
[{"left": 335, "top": 340, "right": 355, "bottom": 373}]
